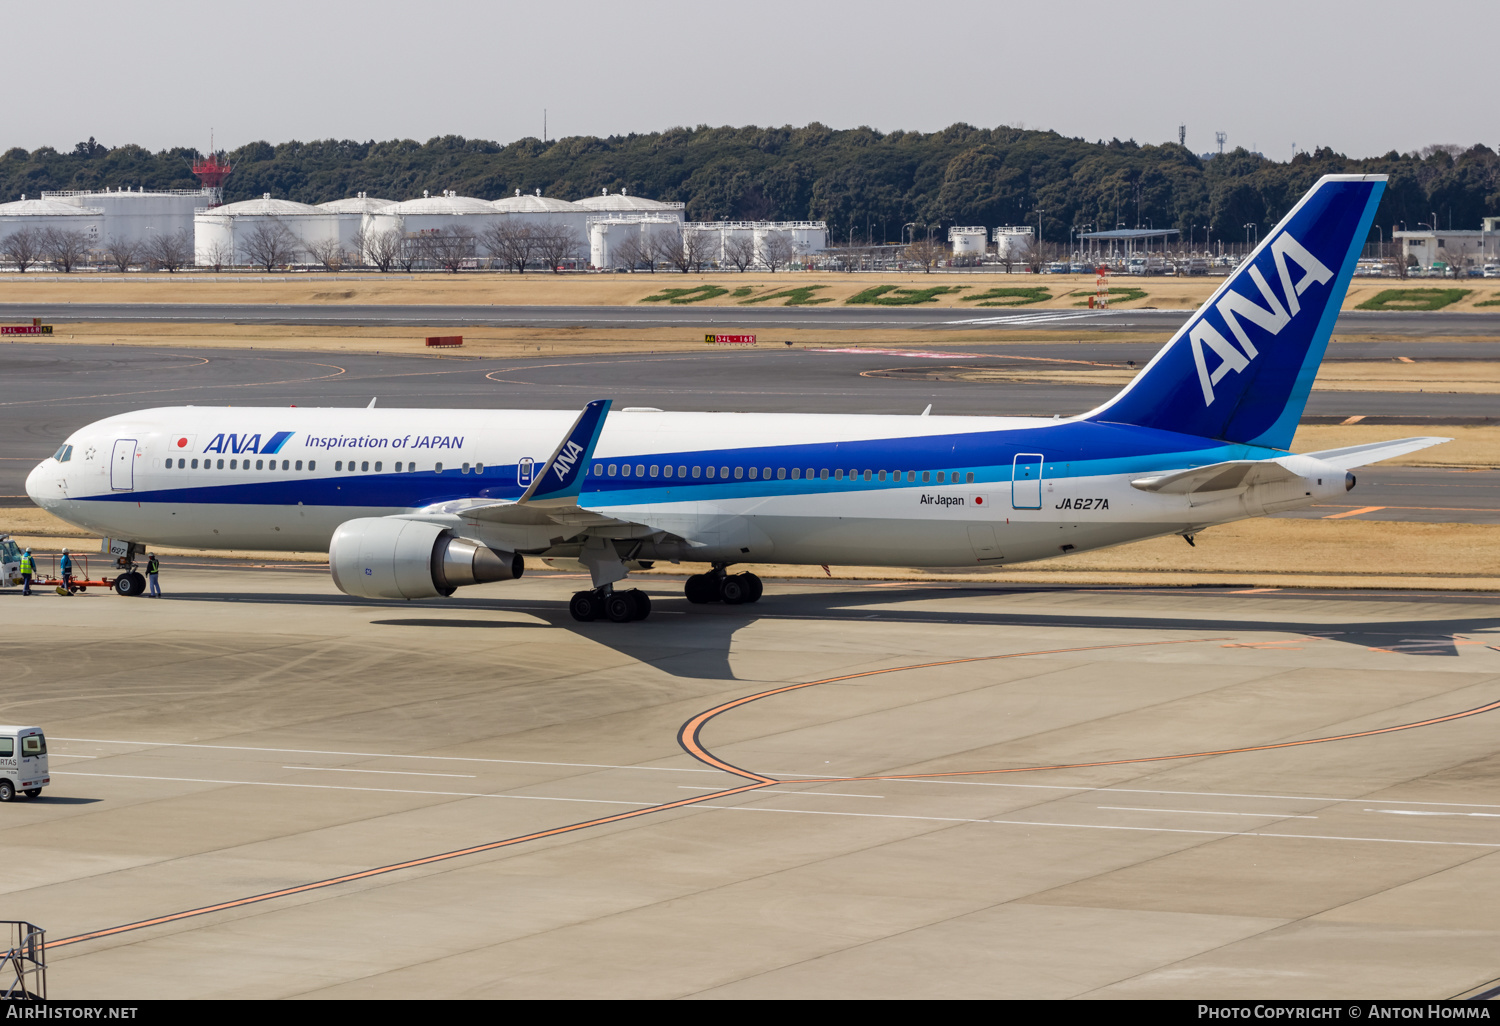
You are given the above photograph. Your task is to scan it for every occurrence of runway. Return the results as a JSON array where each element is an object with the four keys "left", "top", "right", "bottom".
[
  {"left": 0, "top": 342, "right": 1493, "bottom": 521},
  {"left": 6, "top": 301, "right": 1500, "bottom": 335},
  {"left": 5, "top": 566, "right": 1499, "bottom": 998}
]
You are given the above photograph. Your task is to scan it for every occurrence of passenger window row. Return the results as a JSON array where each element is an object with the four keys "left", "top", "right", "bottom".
[
  {"left": 167, "top": 457, "right": 314, "bottom": 471},
  {"left": 588, "top": 463, "right": 976, "bottom": 484}
]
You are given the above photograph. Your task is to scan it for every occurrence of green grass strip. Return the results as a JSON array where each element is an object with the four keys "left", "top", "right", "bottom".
[
  {"left": 740, "top": 285, "right": 832, "bottom": 306},
  {"left": 640, "top": 285, "right": 730, "bottom": 304},
  {"left": 1072, "top": 286, "right": 1148, "bottom": 307},
  {"left": 959, "top": 287, "right": 1050, "bottom": 307},
  {"left": 846, "top": 285, "right": 969, "bottom": 305},
  {"left": 1355, "top": 288, "right": 1470, "bottom": 311}
]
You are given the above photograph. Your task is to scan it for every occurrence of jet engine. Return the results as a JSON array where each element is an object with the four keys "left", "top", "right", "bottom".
[{"left": 329, "top": 517, "right": 522, "bottom": 600}]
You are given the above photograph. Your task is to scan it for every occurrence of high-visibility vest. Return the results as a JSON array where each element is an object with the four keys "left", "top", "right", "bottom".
[
  {"left": 19, "top": 555, "right": 33, "bottom": 574},
  {"left": 147, "top": 558, "right": 160, "bottom": 575}
]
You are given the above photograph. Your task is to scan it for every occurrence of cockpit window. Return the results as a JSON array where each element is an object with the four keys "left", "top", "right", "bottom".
[{"left": 53, "top": 444, "right": 73, "bottom": 463}]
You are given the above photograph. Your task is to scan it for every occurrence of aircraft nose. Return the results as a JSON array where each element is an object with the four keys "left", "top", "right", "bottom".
[{"left": 25, "top": 458, "right": 55, "bottom": 507}]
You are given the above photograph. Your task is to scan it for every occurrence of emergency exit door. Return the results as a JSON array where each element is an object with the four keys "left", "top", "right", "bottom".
[
  {"left": 111, "top": 439, "right": 136, "bottom": 491},
  {"left": 1012, "top": 453, "right": 1042, "bottom": 509}
]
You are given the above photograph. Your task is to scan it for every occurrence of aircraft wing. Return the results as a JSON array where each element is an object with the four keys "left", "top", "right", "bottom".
[
  {"left": 410, "top": 399, "right": 644, "bottom": 531},
  {"left": 1297, "top": 436, "right": 1451, "bottom": 469}
]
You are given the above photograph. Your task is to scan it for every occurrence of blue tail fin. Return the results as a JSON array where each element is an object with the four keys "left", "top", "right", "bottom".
[
  {"left": 520, "top": 399, "right": 611, "bottom": 504},
  {"left": 1086, "top": 174, "right": 1384, "bottom": 449}
]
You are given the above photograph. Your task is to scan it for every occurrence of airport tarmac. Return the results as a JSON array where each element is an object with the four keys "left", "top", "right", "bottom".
[
  {"left": 4, "top": 565, "right": 1499, "bottom": 999},
  {"left": 1, "top": 342, "right": 1494, "bottom": 522},
  {"left": 6, "top": 301, "right": 1500, "bottom": 336}
]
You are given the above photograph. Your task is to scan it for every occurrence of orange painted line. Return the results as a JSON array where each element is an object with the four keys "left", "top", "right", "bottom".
[
  {"left": 676, "top": 639, "right": 1221, "bottom": 781},
  {"left": 790, "top": 696, "right": 1500, "bottom": 785},
  {"left": 1229, "top": 588, "right": 1281, "bottom": 594},
  {"left": 1323, "top": 506, "right": 1386, "bottom": 519},
  {"left": 45, "top": 778, "right": 775, "bottom": 950},
  {"left": 1339, "top": 415, "right": 1366, "bottom": 425},
  {"left": 1397, "top": 356, "right": 1416, "bottom": 363},
  {"left": 1312, "top": 504, "right": 1498, "bottom": 513}
]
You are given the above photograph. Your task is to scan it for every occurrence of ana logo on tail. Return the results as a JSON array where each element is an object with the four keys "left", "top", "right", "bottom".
[{"left": 1191, "top": 232, "right": 1334, "bottom": 405}]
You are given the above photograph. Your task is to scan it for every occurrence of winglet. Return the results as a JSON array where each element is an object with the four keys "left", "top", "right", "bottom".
[{"left": 519, "top": 399, "right": 611, "bottom": 505}]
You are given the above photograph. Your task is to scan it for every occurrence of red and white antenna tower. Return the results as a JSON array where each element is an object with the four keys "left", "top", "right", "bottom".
[{"left": 191, "top": 130, "right": 232, "bottom": 207}]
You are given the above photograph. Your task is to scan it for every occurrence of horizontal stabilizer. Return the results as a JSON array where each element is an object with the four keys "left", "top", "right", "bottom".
[
  {"left": 1131, "top": 460, "right": 1300, "bottom": 495},
  {"left": 1298, "top": 436, "right": 1451, "bottom": 470}
]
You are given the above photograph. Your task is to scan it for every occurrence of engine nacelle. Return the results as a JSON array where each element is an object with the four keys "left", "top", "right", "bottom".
[{"left": 329, "top": 518, "right": 523, "bottom": 600}]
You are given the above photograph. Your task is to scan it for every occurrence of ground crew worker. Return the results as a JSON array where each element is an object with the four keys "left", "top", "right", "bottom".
[
  {"left": 58, "top": 548, "right": 74, "bottom": 596},
  {"left": 19, "top": 548, "right": 34, "bottom": 596},
  {"left": 146, "top": 553, "right": 161, "bottom": 597}
]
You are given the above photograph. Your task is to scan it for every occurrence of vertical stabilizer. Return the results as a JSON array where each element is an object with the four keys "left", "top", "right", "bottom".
[{"left": 1086, "top": 174, "right": 1384, "bottom": 449}]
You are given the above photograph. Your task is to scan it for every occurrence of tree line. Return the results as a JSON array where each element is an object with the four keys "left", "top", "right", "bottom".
[{"left": 4, "top": 128, "right": 1498, "bottom": 248}]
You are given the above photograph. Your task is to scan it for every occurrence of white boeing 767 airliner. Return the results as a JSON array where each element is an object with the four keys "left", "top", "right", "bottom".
[{"left": 26, "top": 174, "right": 1445, "bottom": 622}]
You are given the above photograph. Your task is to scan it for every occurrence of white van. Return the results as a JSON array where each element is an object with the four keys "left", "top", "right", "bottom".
[{"left": 0, "top": 728, "right": 50, "bottom": 800}]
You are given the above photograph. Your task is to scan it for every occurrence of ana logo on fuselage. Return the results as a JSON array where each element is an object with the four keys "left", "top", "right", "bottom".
[
  {"left": 1189, "top": 232, "right": 1333, "bottom": 406},
  {"left": 203, "top": 431, "right": 294, "bottom": 455}
]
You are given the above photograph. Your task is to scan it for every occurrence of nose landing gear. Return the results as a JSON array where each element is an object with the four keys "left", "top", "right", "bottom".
[{"left": 685, "top": 566, "right": 762, "bottom": 605}]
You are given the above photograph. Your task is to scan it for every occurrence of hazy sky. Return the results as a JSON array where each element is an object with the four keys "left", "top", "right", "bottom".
[{"left": 9, "top": 0, "right": 1494, "bottom": 160}]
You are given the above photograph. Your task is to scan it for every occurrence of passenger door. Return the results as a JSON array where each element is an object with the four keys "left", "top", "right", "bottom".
[
  {"left": 111, "top": 439, "right": 137, "bottom": 491},
  {"left": 1012, "top": 453, "right": 1042, "bottom": 509}
]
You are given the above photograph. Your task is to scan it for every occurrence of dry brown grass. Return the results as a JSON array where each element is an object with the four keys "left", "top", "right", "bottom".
[
  {"left": 935, "top": 360, "right": 1500, "bottom": 395},
  {"left": 7, "top": 272, "right": 1500, "bottom": 311},
  {"left": 3, "top": 506, "right": 1495, "bottom": 591}
]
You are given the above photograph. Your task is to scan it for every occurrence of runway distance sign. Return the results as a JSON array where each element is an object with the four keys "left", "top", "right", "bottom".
[{"left": 705, "top": 334, "right": 756, "bottom": 345}]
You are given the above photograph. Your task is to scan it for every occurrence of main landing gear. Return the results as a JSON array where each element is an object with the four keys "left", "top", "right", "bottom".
[
  {"left": 569, "top": 585, "right": 652, "bottom": 623},
  {"left": 685, "top": 566, "right": 762, "bottom": 605}
]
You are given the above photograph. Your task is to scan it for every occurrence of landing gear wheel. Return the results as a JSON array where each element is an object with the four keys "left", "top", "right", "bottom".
[
  {"left": 0, "top": 781, "right": 13, "bottom": 803},
  {"left": 684, "top": 574, "right": 718, "bottom": 604},
  {"left": 569, "top": 591, "right": 602, "bottom": 622},
  {"left": 604, "top": 592, "right": 636, "bottom": 623},
  {"left": 114, "top": 572, "right": 145, "bottom": 597},
  {"left": 719, "top": 574, "right": 750, "bottom": 605},
  {"left": 23, "top": 790, "right": 40, "bottom": 799},
  {"left": 626, "top": 590, "right": 651, "bottom": 621},
  {"left": 741, "top": 572, "right": 763, "bottom": 603}
]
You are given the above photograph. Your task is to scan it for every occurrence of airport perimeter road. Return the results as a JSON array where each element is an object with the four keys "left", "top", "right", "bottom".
[
  {"left": 7, "top": 568, "right": 1500, "bottom": 998},
  {"left": 0, "top": 342, "right": 1493, "bottom": 521},
  {"left": 6, "top": 301, "right": 1500, "bottom": 335}
]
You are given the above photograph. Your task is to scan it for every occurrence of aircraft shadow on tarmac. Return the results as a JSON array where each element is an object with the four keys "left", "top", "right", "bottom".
[{"left": 171, "top": 585, "right": 1500, "bottom": 681}]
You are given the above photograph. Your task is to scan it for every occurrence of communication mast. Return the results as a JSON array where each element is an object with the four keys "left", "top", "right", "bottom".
[
  {"left": 190, "top": 131, "right": 233, "bottom": 208},
  {"left": 1178, "top": 124, "right": 1186, "bottom": 147},
  {"left": 1215, "top": 131, "right": 1227, "bottom": 156}
]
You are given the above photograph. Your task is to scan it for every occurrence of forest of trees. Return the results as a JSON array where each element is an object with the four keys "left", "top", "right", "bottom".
[{"left": 4, "top": 126, "right": 1498, "bottom": 247}]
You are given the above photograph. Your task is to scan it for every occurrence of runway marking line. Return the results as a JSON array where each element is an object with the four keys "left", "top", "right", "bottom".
[
  {"left": 45, "top": 636, "right": 1500, "bottom": 953},
  {"left": 1323, "top": 506, "right": 1387, "bottom": 519}
]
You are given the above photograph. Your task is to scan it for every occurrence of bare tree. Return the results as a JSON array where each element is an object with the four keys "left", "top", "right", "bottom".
[
  {"left": 395, "top": 234, "right": 421, "bottom": 272},
  {"left": 424, "top": 225, "right": 477, "bottom": 273},
  {"left": 358, "top": 228, "right": 401, "bottom": 272},
  {"left": 724, "top": 233, "right": 756, "bottom": 272},
  {"left": 241, "top": 219, "right": 301, "bottom": 272},
  {"left": 304, "top": 235, "right": 347, "bottom": 272},
  {"left": 1437, "top": 246, "right": 1469, "bottom": 280},
  {"left": 532, "top": 222, "right": 579, "bottom": 272},
  {"left": 686, "top": 228, "right": 715, "bottom": 273},
  {"left": 904, "top": 237, "right": 944, "bottom": 273},
  {"left": 1, "top": 226, "right": 44, "bottom": 273},
  {"left": 44, "top": 227, "right": 94, "bottom": 272},
  {"left": 102, "top": 235, "right": 142, "bottom": 273},
  {"left": 483, "top": 220, "right": 539, "bottom": 273},
  {"left": 200, "top": 238, "right": 234, "bottom": 272},
  {"left": 145, "top": 228, "right": 192, "bottom": 273},
  {"left": 760, "top": 231, "right": 795, "bottom": 272},
  {"left": 610, "top": 230, "right": 648, "bottom": 271}
]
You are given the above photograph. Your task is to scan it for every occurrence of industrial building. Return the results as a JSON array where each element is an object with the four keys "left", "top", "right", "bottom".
[
  {"left": 360, "top": 191, "right": 506, "bottom": 244},
  {"left": 45, "top": 188, "right": 210, "bottom": 248},
  {"left": 0, "top": 197, "right": 104, "bottom": 245},
  {"left": 947, "top": 226, "right": 988, "bottom": 257},
  {"left": 992, "top": 226, "right": 1033, "bottom": 261},
  {"left": 317, "top": 194, "right": 395, "bottom": 255},
  {"left": 587, "top": 215, "right": 680, "bottom": 269},
  {"left": 193, "top": 195, "right": 336, "bottom": 267},
  {"left": 576, "top": 190, "right": 685, "bottom": 221},
  {"left": 491, "top": 191, "right": 591, "bottom": 259},
  {"left": 1394, "top": 223, "right": 1500, "bottom": 271}
]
